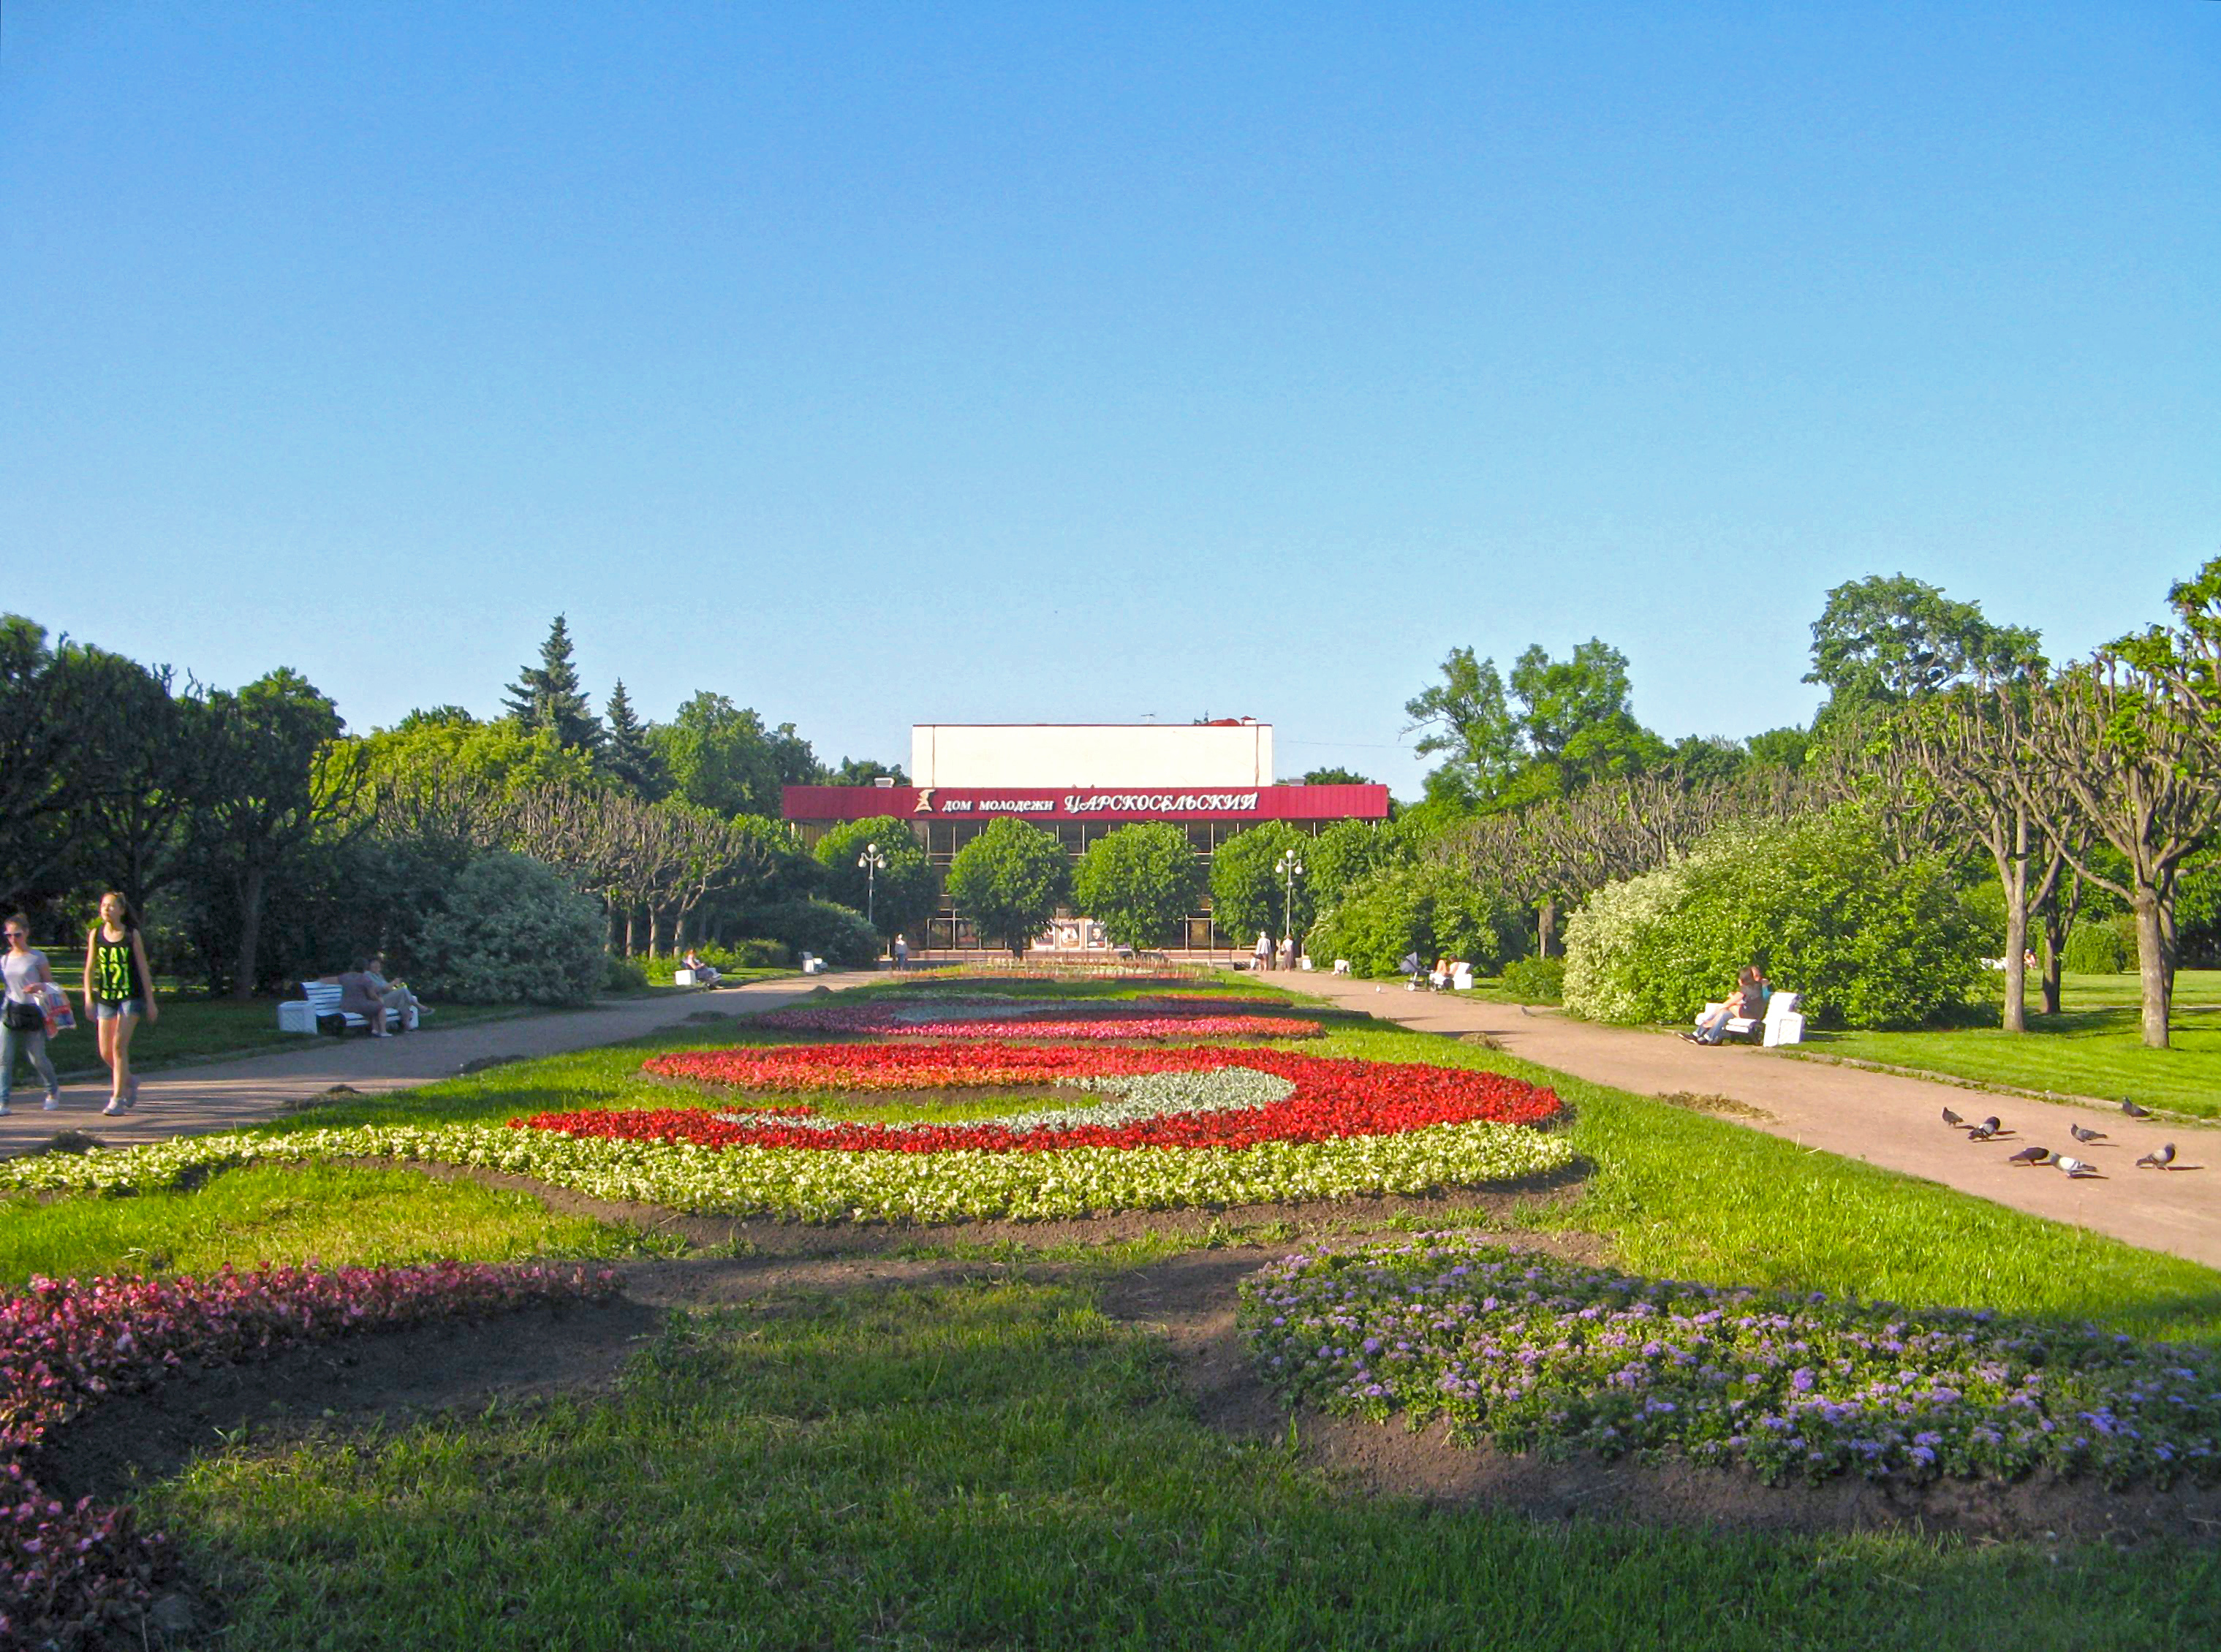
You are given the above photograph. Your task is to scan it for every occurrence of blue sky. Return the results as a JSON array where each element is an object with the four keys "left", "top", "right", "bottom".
[{"left": 4, "top": 2, "right": 2215, "bottom": 795}]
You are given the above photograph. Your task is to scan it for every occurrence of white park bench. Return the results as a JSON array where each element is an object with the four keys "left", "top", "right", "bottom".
[
  {"left": 278, "top": 980, "right": 429, "bottom": 1035},
  {"left": 1695, "top": 990, "right": 1804, "bottom": 1047}
]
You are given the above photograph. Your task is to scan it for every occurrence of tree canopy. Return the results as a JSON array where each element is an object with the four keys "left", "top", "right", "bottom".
[
  {"left": 503, "top": 614, "right": 604, "bottom": 755},
  {"left": 1071, "top": 823, "right": 1203, "bottom": 950},
  {"left": 1805, "top": 574, "right": 2043, "bottom": 721},
  {"left": 814, "top": 816, "right": 937, "bottom": 939},
  {"left": 945, "top": 819, "right": 1070, "bottom": 955}
]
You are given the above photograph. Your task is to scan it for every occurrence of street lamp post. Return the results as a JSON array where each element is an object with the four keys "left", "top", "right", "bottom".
[
  {"left": 1276, "top": 847, "right": 1305, "bottom": 958},
  {"left": 858, "top": 841, "right": 888, "bottom": 932}
]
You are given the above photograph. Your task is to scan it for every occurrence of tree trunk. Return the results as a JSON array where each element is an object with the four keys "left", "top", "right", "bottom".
[
  {"left": 1999, "top": 826, "right": 2028, "bottom": 1034},
  {"left": 230, "top": 865, "right": 267, "bottom": 1001},
  {"left": 2133, "top": 885, "right": 2171, "bottom": 1048},
  {"left": 624, "top": 908, "right": 637, "bottom": 957}
]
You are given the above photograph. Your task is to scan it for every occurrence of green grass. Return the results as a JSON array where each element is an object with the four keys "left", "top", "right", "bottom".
[
  {"left": 1791, "top": 969, "right": 2221, "bottom": 1120},
  {"left": 0, "top": 1162, "right": 674, "bottom": 1286},
  {"left": 42, "top": 993, "right": 529, "bottom": 1080},
  {"left": 148, "top": 1281, "right": 2221, "bottom": 1651},
  {"left": 26, "top": 980, "right": 2221, "bottom": 1647}
]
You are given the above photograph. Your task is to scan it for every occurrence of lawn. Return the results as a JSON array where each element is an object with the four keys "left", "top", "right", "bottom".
[
  {"left": 37, "top": 971, "right": 792, "bottom": 1080},
  {"left": 1790, "top": 969, "right": 2221, "bottom": 1119},
  {"left": 8, "top": 982, "right": 2220, "bottom": 1648}
]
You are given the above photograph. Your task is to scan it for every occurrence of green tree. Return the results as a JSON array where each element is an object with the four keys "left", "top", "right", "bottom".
[
  {"left": 1071, "top": 823, "right": 1203, "bottom": 950},
  {"left": 828, "top": 756, "right": 910, "bottom": 786},
  {"left": 601, "top": 681, "right": 667, "bottom": 799},
  {"left": 1806, "top": 574, "right": 2044, "bottom": 728},
  {"left": 1309, "top": 863, "right": 1522, "bottom": 977},
  {"left": 649, "top": 693, "right": 787, "bottom": 817},
  {"left": 0, "top": 617, "right": 97, "bottom": 906},
  {"left": 1304, "top": 818, "right": 1400, "bottom": 908},
  {"left": 814, "top": 816, "right": 937, "bottom": 939},
  {"left": 1405, "top": 638, "right": 1665, "bottom": 813},
  {"left": 945, "top": 818, "right": 1070, "bottom": 955},
  {"left": 502, "top": 614, "right": 603, "bottom": 755},
  {"left": 68, "top": 649, "right": 211, "bottom": 914},
  {"left": 1745, "top": 726, "right": 1811, "bottom": 771},
  {"left": 1207, "top": 822, "right": 1313, "bottom": 947},
  {"left": 1298, "top": 766, "right": 1374, "bottom": 787},
  {"left": 188, "top": 670, "right": 366, "bottom": 997}
]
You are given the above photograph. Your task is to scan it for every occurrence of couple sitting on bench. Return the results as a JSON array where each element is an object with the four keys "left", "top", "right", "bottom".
[{"left": 1687, "top": 965, "right": 1768, "bottom": 1045}]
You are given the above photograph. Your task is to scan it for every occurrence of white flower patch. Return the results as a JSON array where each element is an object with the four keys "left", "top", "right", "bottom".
[{"left": 710, "top": 1065, "right": 1296, "bottom": 1136}]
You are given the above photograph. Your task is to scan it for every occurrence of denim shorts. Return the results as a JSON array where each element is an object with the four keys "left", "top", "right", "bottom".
[{"left": 94, "top": 999, "right": 144, "bottom": 1021}]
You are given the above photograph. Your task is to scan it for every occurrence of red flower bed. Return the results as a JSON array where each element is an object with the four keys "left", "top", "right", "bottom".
[
  {"left": 754, "top": 1001, "right": 1319, "bottom": 1040},
  {"left": 550, "top": 1043, "right": 1561, "bottom": 1156},
  {"left": 1, "top": 1261, "right": 616, "bottom": 1646}
]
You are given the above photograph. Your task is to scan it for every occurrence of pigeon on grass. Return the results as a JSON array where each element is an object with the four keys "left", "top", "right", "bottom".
[
  {"left": 2122, "top": 1098, "right": 2153, "bottom": 1119},
  {"left": 2007, "top": 1146, "right": 2054, "bottom": 1167},
  {"left": 2136, "top": 1143, "right": 2177, "bottom": 1170},
  {"left": 2068, "top": 1124, "right": 2107, "bottom": 1145}
]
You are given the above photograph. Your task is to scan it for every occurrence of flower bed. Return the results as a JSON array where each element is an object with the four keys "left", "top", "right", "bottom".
[
  {"left": 2, "top": 1260, "right": 616, "bottom": 1645},
  {"left": 753, "top": 999, "right": 1321, "bottom": 1040},
  {"left": 1241, "top": 1238, "right": 2221, "bottom": 1488},
  {"left": 0, "top": 1049, "right": 1572, "bottom": 1224}
]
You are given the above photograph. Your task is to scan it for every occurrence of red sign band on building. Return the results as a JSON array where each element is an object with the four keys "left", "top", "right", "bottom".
[{"left": 781, "top": 784, "right": 1391, "bottom": 824}]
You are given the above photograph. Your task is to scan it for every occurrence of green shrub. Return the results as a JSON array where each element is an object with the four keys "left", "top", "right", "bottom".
[
  {"left": 1498, "top": 955, "right": 1565, "bottom": 1003},
  {"left": 1307, "top": 864, "right": 1523, "bottom": 978},
  {"left": 1562, "top": 811, "right": 1983, "bottom": 1031},
  {"left": 635, "top": 939, "right": 792, "bottom": 985},
  {"left": 2061, "top": 918, "right": 2129, "bottom": 975},
  {"left": 413, "top": 853, "right": 606, "bottom": 1007},
  {"left": 1071, "top": 823, "right": 1203, "bottom": 950},
  {"left": 1207, "top": 822, "right": 1313, "bottom": 948},
  {"left": 743, "top": 899, "right": 880, "bottom": 968},
  {"left": 603, "top": 955, "right": 649, "bottom": 993}
]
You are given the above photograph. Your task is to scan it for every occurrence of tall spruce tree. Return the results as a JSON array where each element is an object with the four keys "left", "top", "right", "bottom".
[
  {"left": 602, "top": 678, "right": 667, "bottom": 798},
  {"left": 503, "top": 614, "right": 603, "bottom": 754}
]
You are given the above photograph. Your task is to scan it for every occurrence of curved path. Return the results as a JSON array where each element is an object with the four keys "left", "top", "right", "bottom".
[
  {"left": 0, "top": 977, "right": 827, "bottom": 1156},
  {"left": 1290, "top": 970, "right": 2221, "bottom": 1270}
]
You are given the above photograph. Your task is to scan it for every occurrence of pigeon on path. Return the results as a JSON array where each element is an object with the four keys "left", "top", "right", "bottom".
[
  {"left": 2007, "top": 1146, "right": 2054, "bottom": 1166},
  {"left": 2123, "top": 1098, "right": 2153, "bottom": 1119},
  {"left": 1942, "top": 1107, "right": 1964, "bottom": 1129},
  {"left": 2137, "top": 1143, "right": 2177, "bottom": 1170},
  {"left": 1966, "top": 1116, "right": 2005, "bottom": 1141},
  {"left": 2069, "top": 1124, "right": 2107, "bottom": 1145},
  {"left": 2056, "top": 1156, "right": 2100, "bottom": 1178}
]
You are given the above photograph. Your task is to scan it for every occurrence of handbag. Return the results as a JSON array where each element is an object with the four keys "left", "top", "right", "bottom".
[
  {"left": 3, "top": 999, "right": 47, "bottom": 1032},
  {"left": 39, "top": 985, "right": 75, "bottom": 1037}
]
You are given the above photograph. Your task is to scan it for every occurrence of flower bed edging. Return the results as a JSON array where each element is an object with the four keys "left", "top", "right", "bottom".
[
  {"left": 1241, "top": 1238, "right": 2221, "bottom": 1489},
  {"left": 0, "top": 1121, "right": 1577, "bottom": 1225}
]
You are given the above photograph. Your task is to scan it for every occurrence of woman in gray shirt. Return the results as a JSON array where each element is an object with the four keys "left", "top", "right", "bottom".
[{"left": 1, "top": 913, "right": 63, "bottom": 1115}]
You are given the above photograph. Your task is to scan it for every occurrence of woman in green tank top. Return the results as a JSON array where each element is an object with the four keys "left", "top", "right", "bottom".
[{"left": 82, "top": 891, "right": 159, "bottom": 1116}]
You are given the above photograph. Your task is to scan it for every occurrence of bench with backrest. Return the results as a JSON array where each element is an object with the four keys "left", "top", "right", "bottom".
[
  {"left": 1694, "top": 990, "right": 1804, "bottom": 1047},
  {"left": 278, "top": 980, "right": 430, "bottom": 1034}
]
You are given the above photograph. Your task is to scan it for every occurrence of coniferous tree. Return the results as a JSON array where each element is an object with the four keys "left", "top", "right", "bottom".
[
  {"left": 602, "top": 679, "right": 667, "bottom": 799},
  {"left": 502, "top": 615, "right": 603, "bottom": 755}
]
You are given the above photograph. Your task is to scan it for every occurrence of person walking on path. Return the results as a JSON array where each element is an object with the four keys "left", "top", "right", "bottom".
[
  {"left": 1255, "top": 931, "right": 1273, "bottom": 971},
  {"left": 83, "top": 891, "right": 157, "bottom": 1115},
  {"left": 892, "top": 934, "right": 909, "bottom": 971},
  {"left": 1, "top": 914, "right": 63, "bottom": 1116}
]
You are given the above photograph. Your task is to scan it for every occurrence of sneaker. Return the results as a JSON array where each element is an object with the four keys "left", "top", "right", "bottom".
[
  {"left": 42, "top": 1093, "right": 59, "bottom": 1112},
  {"left": 101, "top": 1098, "right": 129, "bottom": 1117},
  {"left": 0, "top": 1100, "right": 10, "bottom": 1117}
]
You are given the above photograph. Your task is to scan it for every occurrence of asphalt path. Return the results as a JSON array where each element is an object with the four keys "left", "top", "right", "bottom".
[{"left": 1285, "top": 969, "right": 2221, "bottom": 1271}]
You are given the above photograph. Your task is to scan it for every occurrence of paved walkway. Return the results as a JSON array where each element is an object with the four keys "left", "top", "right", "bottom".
[
  {"left": 1288, "top": 969, "right": 2221, "bottom": 1270},
  {"left": 0, "top": 977, "right": 827, "bottom": 1156}
]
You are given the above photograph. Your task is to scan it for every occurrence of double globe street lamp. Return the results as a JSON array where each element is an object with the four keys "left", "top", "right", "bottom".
[
  {"left": 1276, "top": 846, "right": 1305, "bottom": 957},
  {"left": 858, "top": 841, "right": 888, "bottom": 931}
]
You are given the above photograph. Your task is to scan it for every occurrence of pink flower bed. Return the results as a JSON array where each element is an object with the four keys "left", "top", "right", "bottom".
[
  {"left": 1, "top": 1260, "right": 616, "bottom": 1647},
  {"left": 754, "top": 1000, "right": 1319, "bottom": 1040}
]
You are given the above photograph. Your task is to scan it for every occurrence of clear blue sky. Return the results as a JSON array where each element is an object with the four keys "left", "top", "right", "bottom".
[{"left": 4, "top": 2, "right": 2215, "bottom": 795}]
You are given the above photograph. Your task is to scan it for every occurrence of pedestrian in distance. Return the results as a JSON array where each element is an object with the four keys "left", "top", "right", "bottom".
[
  {"left": 1281, "top": 933, "right": 1298, "bottom": 972},
  {"left": 1255, "top": 931, "right": 1273, "bottom": 972},
  {"left": 892, "top": 934, "right": 909, "bottom": 971},
  {"left": 83, "top": 891, "right": 158, "bottom": 1116},
  {"left": 1, "top": 913, "right": 64, "bottom": 1116}
]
